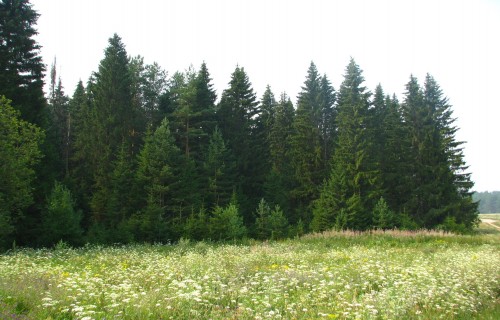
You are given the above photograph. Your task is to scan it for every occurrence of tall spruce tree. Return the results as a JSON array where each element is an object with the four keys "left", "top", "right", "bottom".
[
  {"left": 318, "top": 74, "right": 337, "bottom": 174},
  {"left": 217, "top": 66, "right": 262, "bottom": 220},
  {"left": 265, "top": 93, "right": 295, "bottom": 216},
  {"left": 47, "top": 60, "right": 71, "bottom": 179},
  {"left": 87, "top": 34, "right": 138, "bottom": 234},
  {"left": 401, "top": 75, "right": 451, "bottom": 228},
  {"left": 69, "top": 80, "right": 94, "bottom": 224},
  {"left": 422, "top": 74, "right": 478, "bottom": 229},
  {"left": 312, "top": 59, "right": 379, "bottom": 231},
  {"left": 289, "top": 62, "right": 323, "bottom": 224},
  {"left": 0, "top": 0, "right": 45, "bottom": 125},
  {"left": 134, "top": 118, "right": 180, "bottom": 242}
]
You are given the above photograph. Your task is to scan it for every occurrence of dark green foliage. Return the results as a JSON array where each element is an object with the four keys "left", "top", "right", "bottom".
[
  {"left": 288, "top": 62, "right": 325, "bottom": 224},
  {"left": 184, "top": 207, "right": 210, "bottom": 241},
  {"left": 264, "top": 93, "right": 295, "bottom": 215},
  {"left": 0, "top": 0, "right": 45, "bottom": 125},
  {"left": 129, "top": 56, "right": 169, "bottom": 130},
  {"left": 254, "top": 199, "right": 288, "bottom": 240},
  {"left": 41, "top": 181, "right": 83, "bottom": 246},
  {"left": 379, "top": 93, "right": 410, "bottom": 215},
  {"left": 318, "top": 74, "right": 337, "bottom": 173},
  {"left": 134, "top": 118, "right": 180, "bottom": 242},
  {"left": 217, "top": 66, "right": 263, "bottom": 220},
  {"left": 46, "top": 60, "right": 71, "bottom": 180},
  {"left": 0, "top": 12, "right": 480, "bottom": 244},
  {"left": 400, "top": 75, "right": 478, "bottom": 230},
  {"left": 423, "top": 74, "right": 478, "bottom": 228},
  {"left": 313, "top": 58, "right": 379, "bottom": 231},
  {"left": 209, "top": 203, "right": 247, "bottom": 241},
  {"left": 372, "top": 197, "right": 395, "bottom": 230},
  {"left": 0, "top": 96, "right": 43, "bottom": 248},
  {"left": 203, "top": 127, "right": 236, "bottom": 208}
]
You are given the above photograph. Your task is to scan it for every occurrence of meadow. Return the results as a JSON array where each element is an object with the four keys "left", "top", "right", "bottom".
[{"left": 1, "top": 229, "right": 499, "bottom": 320}]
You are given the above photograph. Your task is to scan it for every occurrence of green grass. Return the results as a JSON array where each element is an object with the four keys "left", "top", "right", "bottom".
[{"left": 0, "top": 230, "right": 499, "bottom": 319}]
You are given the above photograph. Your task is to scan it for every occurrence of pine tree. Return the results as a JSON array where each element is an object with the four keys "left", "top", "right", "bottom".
[{"left": 313, "top": 58, "right": 379, "bottom": 230}]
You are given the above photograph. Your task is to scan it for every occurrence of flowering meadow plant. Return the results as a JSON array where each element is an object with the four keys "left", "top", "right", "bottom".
[{"left": 1, "top": 231, "right": 499, "bottom": 319}]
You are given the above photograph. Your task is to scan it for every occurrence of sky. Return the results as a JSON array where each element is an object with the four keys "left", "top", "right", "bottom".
[{"left": 31, "top": 0, "right": 500, "bottom": 192}]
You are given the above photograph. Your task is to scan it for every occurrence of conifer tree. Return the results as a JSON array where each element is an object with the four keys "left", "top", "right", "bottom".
[
  {"left": 289, "top": 62, "right": 323, "bottom": 224},
  {"left": 0, "top": 0, "right": 45, "bottom": 125},
  {"left": 318, "top": 74, "right": 337, "bottom": 173},
  {"left": 88, "top": 34, "right": 137, "bottom": 230},
  {"left": 69, "top": 80, "right": 93, "bottom": 220},
  {"left": 265, "top": 93, "right": 295, "bottom": 215},
  {"left": 313, "top": 59, "right": 379, "bottom": 230},
  {"left": 41, "top": 181, "right": 83, "bottom": 247},
  {"left": 381, "top": 94, "right": 410, "bottom": 215},
  {"left": 217, "top": 66, "right": 262, "bottom": 219},
  {"left": 203, "top": 127, "right": 236, "bottom": 208},
  {"left": 422, "top": 74, "right": 477, "bottom": 229},
  {"left": 46, "top": 60, "right": 71, "bottom": 179},
  {"left": 134, "top": 118, "right": 180, "bottom": 242}
]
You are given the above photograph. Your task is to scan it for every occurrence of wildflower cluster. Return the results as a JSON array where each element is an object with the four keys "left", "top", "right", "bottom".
[{"left": 0, "top": 234, "right": 498, "bottom": 319}]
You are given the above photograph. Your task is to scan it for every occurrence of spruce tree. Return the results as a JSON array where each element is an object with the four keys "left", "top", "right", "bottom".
[
  {"left": 288, "top": 62, "right": 323, "bottom": 224},
  {"left": 88, "top": 34, "right": 138, "bottom": 232},
  {"left": 422, "top": 74, "right": 478, "bottom": 229},
  {"left": 41, "top": 181, "right": 83, "bottom": 247},
  {"left": 318, "top": 74, "right": 337, "bottom": 174},
  {"left": 265, "top": 93, "right": 295, "bottom": 216},
  {"left": 203, "top": 127, "right": 236, "bottom": 208},
  {"left": 313, "top": 58, "right": 379, "bottom": 230},
  {"left": 0, "top": 0, "right": 45, "bottom": 125},
  {"left": 69, "top": 80, "right": 93, "bottom": 223},
  {"left": 47, "top": 60, "right": 71, "bottom": 179},
  {"left": 217, "top": 66, "right": 261, "bottom": 220},
  {"left": 401, "top": 75, "right": 451, "bottom": 228},
  {"left": 134, "top": 118, "right": 180, "bottom": 242},
  {"left": 381, "top": 94, "right": 411, "bottom": 217}
]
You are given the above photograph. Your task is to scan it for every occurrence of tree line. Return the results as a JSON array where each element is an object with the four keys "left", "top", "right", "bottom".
[
  {"left": 0, "top": 0, "right": 478, "bottom": 249},
  {"left": 473, "top": 192, "right": 500, "bottom": 213}
]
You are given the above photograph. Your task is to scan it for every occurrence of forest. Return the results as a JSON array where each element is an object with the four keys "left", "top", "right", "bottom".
[
  {"left": 474, "top": 192, "right": 500, "bottom": 213},
  {"left": 0, "top": 0, "right": 479, "bottom": 250}
]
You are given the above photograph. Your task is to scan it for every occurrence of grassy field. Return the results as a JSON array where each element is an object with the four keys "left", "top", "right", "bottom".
[
  {"left": 1, "top": 230, "right": 499, "bottom": 320},
  {"left": 479, "top": 213, "right": 500, "bottom": 234}
]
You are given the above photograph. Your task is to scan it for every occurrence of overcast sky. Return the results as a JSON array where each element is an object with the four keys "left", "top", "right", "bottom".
[{"left": 31, "top": 0, "right": 500, "bottom": 192}]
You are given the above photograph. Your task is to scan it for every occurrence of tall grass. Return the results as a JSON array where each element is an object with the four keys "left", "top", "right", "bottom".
[{"left": 0, "top": 231, "right": 498, "bottom": 319}]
